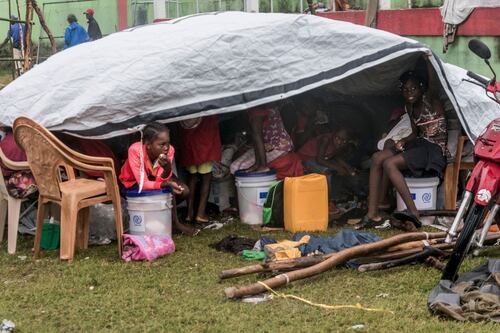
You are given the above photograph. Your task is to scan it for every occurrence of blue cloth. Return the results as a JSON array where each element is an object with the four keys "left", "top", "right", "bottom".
[
  {"left": 64, "top": 22, "right": 89, "bottom": 49},
  {"left": 292, "top": 228, "right": 382, "bottom": 256},
  {"left": 8, "top": 23, "right": 26, "bottom": 49}
]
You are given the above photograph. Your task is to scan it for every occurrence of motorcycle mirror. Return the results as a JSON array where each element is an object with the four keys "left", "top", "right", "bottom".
[{"left": 468, "top": 39, "right": 491, "bottom": 60}]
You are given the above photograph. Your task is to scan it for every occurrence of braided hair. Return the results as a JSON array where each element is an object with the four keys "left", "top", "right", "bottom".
[
  {"left": 143, "top": 122, "right": 169, "bottom": 144},
  {"left": 399, "top": 71, "right": 427, "bottom": 92}
]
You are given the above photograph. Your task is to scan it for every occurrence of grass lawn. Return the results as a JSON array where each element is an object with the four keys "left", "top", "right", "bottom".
[
  {"left": 0, "top": 223, "right": 498, "bottom": 332},
  {"left": 0, "top": 72, "right": 12, "bottom": 89}
]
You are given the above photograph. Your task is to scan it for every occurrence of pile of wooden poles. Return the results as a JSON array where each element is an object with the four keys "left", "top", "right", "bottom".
[{"left": 221, "top": 231, "right": 500, "bottom": 299}]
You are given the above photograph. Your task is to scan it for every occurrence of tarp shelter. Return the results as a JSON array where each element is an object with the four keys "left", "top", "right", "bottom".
[{"left": 0, "top": 12, "right": 498, "bottom": 140}]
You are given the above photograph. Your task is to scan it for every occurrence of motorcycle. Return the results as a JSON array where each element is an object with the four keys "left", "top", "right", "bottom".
[{"left": 442, "top": 39, "right": 500, "bottom": 281}]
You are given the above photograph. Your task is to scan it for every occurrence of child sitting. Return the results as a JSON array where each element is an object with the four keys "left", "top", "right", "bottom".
[
  {"left": 119, "top": 122, "right": 198, "bottom": 236},
  {"left": 298, "top": 126, "right": 358, "bottom": 201}
]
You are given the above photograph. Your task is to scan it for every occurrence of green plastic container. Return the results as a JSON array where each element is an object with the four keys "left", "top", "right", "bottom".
[{"left": 40, "top": 222, "right": 60, "bottom": 250}]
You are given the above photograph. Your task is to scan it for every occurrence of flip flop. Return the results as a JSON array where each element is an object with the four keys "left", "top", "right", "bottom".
[
  {"left": 392, "top": 210, "right": 422, "bottom": 228},
  {"left": 355, "top": 215, "right": 390, "bottom": 230}
]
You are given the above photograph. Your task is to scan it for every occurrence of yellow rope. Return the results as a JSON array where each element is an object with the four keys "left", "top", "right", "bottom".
[{"left": 257, "top": 281, "right": 394, "bottom": 315}]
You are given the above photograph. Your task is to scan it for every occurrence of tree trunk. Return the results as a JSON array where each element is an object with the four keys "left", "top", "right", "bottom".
[
  {"left": 33, "top": 0, "right": 57, "bottom": 54},
  {"left": 23, "top": 0, "right": 33, "bottom": 72}
]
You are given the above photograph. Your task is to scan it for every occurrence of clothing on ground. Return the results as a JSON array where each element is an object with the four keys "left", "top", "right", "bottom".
[
  {"left": 264, "top": 235, "right": 310, "bottom": 261},
  {"left": 87, "top": 17, "right": 102, "bottom": 41},
  {"left": 64, "top": 22, "right": 89, "bottom": 49},
  {"left": 119, "top": 141, "right": 175, "bottom": 190},
  {"left": 428, "top": 259, "right": 500, "bottom": 322},
  {"left": 241, "top": 250, "right": 266, "bottom": 261},
  {"left": 292, "top": 228, "right": 382, "bottom": 256},
  {"left": 210, "top": 234, "right": 257, "bottom": 254},
  {"left": 179, "top": 115, "right": 222, "bottom": 168}
]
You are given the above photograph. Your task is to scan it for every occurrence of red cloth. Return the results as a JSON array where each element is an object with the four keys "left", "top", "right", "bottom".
[
  {"left": 297, "top": 133, "right": 336, "bottom": 161},
  {"left": 179, "top": 116, "right": 221, "bottom": 167},
  {"left": 389, "top": 107, "right": 405, "bottom": 122},
  {"left": 57, "top": 134, "right": 120, "bottom": 178},
  {"left": 119, "top": 142, "right": 175, "bottom": 190},
  {"left": 0, "top": 132, "right": 27, "bottom": 177},
  {"left": 269, "top": 152, "right": 304, "bottom": 180}
]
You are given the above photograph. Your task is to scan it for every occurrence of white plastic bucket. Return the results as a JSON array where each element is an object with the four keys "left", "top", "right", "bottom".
[
  {"left": 126, "top": 189, "right": 172, "bottom": 237},
  {"left": 235, "top": 170, "right": 277, "bottom": 225},
  {"left": 396, "top": 177, "right": 440, "bottom": 224}
]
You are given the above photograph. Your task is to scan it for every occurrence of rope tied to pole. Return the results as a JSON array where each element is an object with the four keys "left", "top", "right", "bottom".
[{"left": 257, "top": 281, "right": 394, "bottom": 315}]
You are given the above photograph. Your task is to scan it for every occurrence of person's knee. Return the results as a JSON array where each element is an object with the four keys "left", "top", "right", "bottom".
[
  {"left": 382, "top": 159, "right": 397, "bottom": 173},
  {"left": 372, "top": 152, "right": 385, "bottom": 167}
]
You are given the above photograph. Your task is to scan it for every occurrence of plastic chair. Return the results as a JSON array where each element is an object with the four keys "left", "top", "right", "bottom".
[
  {"left": 13, "top": 117, "right": 123, "bottom": 262},
  {"left": 0, "top": 147, "right": 31, "bottom": 254}
]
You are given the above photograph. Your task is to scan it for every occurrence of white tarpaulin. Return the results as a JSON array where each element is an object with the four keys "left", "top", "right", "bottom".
[{"left": 0, "top": 12, "right": 498, "bottom": 140}]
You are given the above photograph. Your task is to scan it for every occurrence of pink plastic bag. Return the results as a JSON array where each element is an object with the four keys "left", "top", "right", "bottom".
[{"left": 122, "top": 234, "right": 175, "bottom": 262}]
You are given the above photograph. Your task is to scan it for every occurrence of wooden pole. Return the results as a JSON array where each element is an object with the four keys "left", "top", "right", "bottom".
[
  {"left": 357, "top": 246, "right": 446, "bottom": 272},
  {"left": 33, "top": 0, "right": 56, "bottom": 55},
  {"left": 23, "top": 0, "right": 34, "bottom": 72},
  {"left": 224, "top": 231, "right": 446, "bottom": 298}
]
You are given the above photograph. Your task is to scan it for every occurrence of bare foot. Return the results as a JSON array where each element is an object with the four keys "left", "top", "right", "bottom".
[{"left": 174, "top": 222, "right": 199, "bottom": 237}]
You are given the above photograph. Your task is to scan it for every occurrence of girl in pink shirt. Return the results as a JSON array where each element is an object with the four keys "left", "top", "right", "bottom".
[{"left": 120, "top": 123, "right": 198, "bottom": 236}]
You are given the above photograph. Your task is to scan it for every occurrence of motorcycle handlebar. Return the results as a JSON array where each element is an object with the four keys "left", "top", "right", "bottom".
[{"left": 466, "top": 71, "right": 490, "bottom": 87}]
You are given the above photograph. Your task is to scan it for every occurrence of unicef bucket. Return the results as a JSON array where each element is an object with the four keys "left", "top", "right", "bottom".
[
  {"left": 126, "top": 188, "right": 172, "bottom": 237},
  {"left": 396, "top": 177, "right": 439, "bottom": 224},
  {"left": 235, "top": 170, "right": 277, "bottom": 225}
]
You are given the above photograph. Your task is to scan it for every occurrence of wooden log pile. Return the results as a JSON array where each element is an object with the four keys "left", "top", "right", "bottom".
[{"left": 221, "top": 231, "right": 500, "bottom": 299}]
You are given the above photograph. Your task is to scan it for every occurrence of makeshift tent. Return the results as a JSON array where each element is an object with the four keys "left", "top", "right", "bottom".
[{"left": 0, "top": 12, "right": 498, "bottom": 140}]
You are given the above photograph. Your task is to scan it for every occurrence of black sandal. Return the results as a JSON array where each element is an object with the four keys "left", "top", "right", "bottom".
[
  {"left": 392, "top": 210, "right": 422, "bottom": 228},
  {"left": 355, "top": 215, "right": 389, "bottom": 230}
]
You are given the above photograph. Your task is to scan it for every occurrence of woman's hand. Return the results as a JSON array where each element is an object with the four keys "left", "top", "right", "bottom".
[
  {"left": 164, "top": 180, "right": 184, "bottom": 195},
  {"left": 158, "top": 152, "right": 170, "bottom": 169},
  {"left": 395, "top": 140, "right": 405, "bottom": 152}
]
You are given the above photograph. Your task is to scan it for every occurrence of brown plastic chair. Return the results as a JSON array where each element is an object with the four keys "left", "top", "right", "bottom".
[
  {"left": 13, "top": 117, "right": 123, "bottom": 262},
  {"left": 0, "top": 147, "right": 32, "bottom": 254}
]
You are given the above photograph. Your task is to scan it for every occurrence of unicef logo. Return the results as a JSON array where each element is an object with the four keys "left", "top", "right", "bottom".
[
  {"left": 422, "top": 193, "right": 431, "bottom": 203},
  {"left": 133, "top": 215, "right": 143, "bottom": 226}
]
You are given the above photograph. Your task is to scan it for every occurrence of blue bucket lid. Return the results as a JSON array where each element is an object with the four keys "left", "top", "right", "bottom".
[
  {"left": 126, "top": 187, "right": 171, "bottom": 197},
  {"left": 234, "top": 170, "right": 276, "bottom": 178}
]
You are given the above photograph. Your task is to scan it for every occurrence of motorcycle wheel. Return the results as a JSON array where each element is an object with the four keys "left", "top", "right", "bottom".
[{"left": 442, "top": 202, "right": 488, "bottom": 281}]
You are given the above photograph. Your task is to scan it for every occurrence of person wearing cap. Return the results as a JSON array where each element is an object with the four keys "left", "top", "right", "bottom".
[
  {"left": 0, "top": 15, "right": 27, "bottom": 76},
  {"left": 84, "top": 8, "right": 102, "bottom": 41},
  {"left": 64, "top": 14, "right": 89, "bottom": 49}
]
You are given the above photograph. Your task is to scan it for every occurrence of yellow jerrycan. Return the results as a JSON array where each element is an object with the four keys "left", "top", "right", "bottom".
[{"left": 284, "top": 174, "right": 328, "bottom": 232}]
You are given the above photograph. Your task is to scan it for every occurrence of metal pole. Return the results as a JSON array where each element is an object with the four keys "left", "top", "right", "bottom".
[
  {"left": 300, "top": 0, "right": 303, "bottom": 13},
  {"left": 219, "top": 0, "right": 222, "bottom": 11},
  {"left": 271, "top": 0, "right": 273, "bottom": 13},
  {"left": 176, "top": 0, "right": 180, "bottom": 18},
  {"left": 196, "top": 0, "right": 199, "bottom": 13}
]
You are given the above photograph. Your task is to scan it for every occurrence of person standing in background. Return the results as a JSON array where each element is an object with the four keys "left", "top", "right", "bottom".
[
  {"left": 0, "top": 15, "right": 26, "bottom": 76},
  {"left": 179, "top": 116, "right": 222, "bottom": 224},
  {"left": 64, "top": 14, "right": 89, "bottom": 49},
  {"left": 84, "top": 8, "right": 102, "bottom": 41}
]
